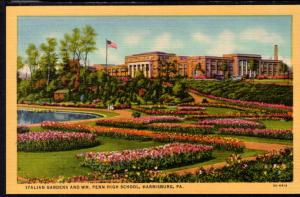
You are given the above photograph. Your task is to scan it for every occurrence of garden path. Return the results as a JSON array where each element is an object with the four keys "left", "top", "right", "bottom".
[{"left": 188, "top": 90, "right": 216, "bottom": 103}]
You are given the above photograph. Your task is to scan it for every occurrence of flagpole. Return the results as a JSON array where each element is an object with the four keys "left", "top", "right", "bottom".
[{"left": 105, "top": 39, "right": 108, "bottom": 69}]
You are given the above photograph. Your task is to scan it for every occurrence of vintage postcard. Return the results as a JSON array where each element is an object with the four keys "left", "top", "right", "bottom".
[{"left": 5, "top": 5, "right": 300, "bottom": 194}]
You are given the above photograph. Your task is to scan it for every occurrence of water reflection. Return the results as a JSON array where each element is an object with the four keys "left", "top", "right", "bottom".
[{"left": 18, "top": 109, "right": 101, "bottom": 125}]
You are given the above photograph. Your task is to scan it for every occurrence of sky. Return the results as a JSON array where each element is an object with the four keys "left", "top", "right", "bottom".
[{"left": 18, "top": 16, "right": 291, "bottom": 67}]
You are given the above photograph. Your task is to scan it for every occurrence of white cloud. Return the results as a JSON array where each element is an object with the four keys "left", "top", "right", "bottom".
[
  {"left": 240, "top": 27, "right": 283, "bottom": 44},
  {"left": 279, "top": 56, "right": 291, "bottom": 66},
  {"left": 152, "top": 33, "right": 183, "bottom": 51},
  {"left": 208, "top": 30, "right": 239, "bottom": 55},
  {"left": 45, "top": 32, "right": 61, "bottom": 39},
  {"left": 97, "top": 48, "right": 123, "bottom": 65},
  {"left": 123, "top": 32, "right": 148, "bottom": 46},
  {"left": 191, "top": 30, "right": 239, "bottom": 55},
  {"left": 192, "top": 32, "right": 211, "bottom": 43}
]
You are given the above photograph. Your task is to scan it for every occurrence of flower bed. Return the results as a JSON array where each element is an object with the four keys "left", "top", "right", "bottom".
[
  {"left": 189, "top": 89, "right": 292, "bottom": 111},
  {"left": 128, "top": 148, "right": 293, "bottom": 183},
  {"left": 219, "top": 128, "right": 293, "bottom": 140},
  {"left": 17, "top": 131, "right": 99, "bottom": 152},
  {"left": 147, "top": 123, "right": 214, "bottom": 134},
  {"left": 132, "top": 107, "right": 208, "bottom": 116},
  {"left": 178, "top": 102, "right": 265, "bottom": 113},
  {"left": 186, "top": 113, "right": 293, "bottom": 121},
  {"left": 41, "top": 122, "right": 245, "bottom": 152},
  {"left": 96, "top": 116, "right": 182, "bottom": 129},
  {"left": 176, "top": 106, "right": 206, "bottom": 111},
  {"left": 77, "top": 143, "right": 213, "bottom": 172},
  {"left": 41, "top": 121, "right": 93, "bottom": 133},
  {"left": 198, "top": 118, "right": 265, "bottom": 129}
]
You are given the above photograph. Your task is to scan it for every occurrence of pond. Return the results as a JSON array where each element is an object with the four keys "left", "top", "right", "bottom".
[{"left": 18, "top": 109, "right": 102, "bottom": 125}]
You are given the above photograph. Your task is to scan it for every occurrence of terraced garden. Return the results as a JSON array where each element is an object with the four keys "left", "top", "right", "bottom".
[{"left": 17, "top": 89, "right": 293, "bottom": 183}]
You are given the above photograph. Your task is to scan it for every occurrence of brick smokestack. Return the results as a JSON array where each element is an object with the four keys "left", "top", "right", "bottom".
[{"left": 274, "top": 44, "right": 278, "bottom": 60}]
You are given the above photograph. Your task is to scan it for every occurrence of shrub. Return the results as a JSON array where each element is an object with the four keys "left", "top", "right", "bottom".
[
  {"left": 202, "top": 98, "right": 209, "bottom": 103},
  {"left": 17, "top": 131, "right": 99, "bottom": 152},
  {"left": 17, "top": 125, "right": 30, "bottom": 133},
  {"left": 132, "top": 111, "right": 141, "bottom": 118}
]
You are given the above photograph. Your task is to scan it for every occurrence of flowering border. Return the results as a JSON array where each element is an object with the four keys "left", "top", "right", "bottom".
[
  {"left": 198, "top": 118, "right": 265, "bottom": 129},
  {"left": 77, "top": 143, "right": 213, "bottom": 172},
  {"left": 18, "top": 131, "right": 99, "bottom": 152},
  {"left": 219, "top": 128, "right": 293, "bottom": 140},
  {"left": 41, "top": 122, "right": 245, "bottom": 152}
]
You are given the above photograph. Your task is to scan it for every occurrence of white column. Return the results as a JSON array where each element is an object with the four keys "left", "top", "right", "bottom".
[
  {"left": 241, "top": 61, "right": 244, "bottom": 76},
  {"left": 143, "top": 65, "right": 146, "bottom": 76},
  {"left": 149, "top": 64, "right": 152, "bottom": 78},
  {"left": 245, "top": 61, "right": 248, "bottom": 75},
  {"left": 132, "top": 66, "right": 134, "bottom": 77}
]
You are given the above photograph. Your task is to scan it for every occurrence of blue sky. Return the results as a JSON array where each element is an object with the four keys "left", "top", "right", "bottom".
[{"left": 18, "top": 16, "right": 291, "bottom": 66}]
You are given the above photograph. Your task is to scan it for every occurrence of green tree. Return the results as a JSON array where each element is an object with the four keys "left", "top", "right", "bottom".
[
  {"left": 69, "top": 28, "right": 82, "bottom": 61},
  {"left": 248, "top": 59, "right": 259, "bottom": 79},
  {"left": 17, "top": 56, "right": 24, "bottom": 70},
  {"left": 25, "top": 43, "right": 39, "bottom": 76},
  {"left": 280, "top": 62, "right": 289, "bottom": 77},
  {"left": 40, "top": 37, "right": 58, "bottom": 89},
  {"left": 220, "top": 62, "right": 228, "bottom": 80},
  {"left": 159, "top": 60, "right": 177, "bottom": 81},
  {"left": 59, "top": 33, "right": 71, "bottom": 65},
  {"left": 81, "top": 25, "right": 97, "bottom": 68}
]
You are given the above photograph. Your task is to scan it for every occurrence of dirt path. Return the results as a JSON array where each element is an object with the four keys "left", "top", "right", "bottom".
[
  {"left": 243, "top": 141, "right": 291, "bottom": 151},
  {"left": 188, "top": 91, "right": 215, "bottom": 103}
]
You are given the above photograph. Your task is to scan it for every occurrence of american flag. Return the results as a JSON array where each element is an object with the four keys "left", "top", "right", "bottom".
[{"left": 106, "top": 40, "right": 118, "bottom": 49}]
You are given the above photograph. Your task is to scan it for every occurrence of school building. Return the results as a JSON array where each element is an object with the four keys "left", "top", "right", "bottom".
[{"left": 89, "top": 45, "right": 289, "bottom": 79}]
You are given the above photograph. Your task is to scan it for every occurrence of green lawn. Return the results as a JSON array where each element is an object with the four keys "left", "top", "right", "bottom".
[
  {"left": 18, "top": 136, "right": 164, "bottom": 179},
  {"left": 249, "top": 79, "right": 292, "bottom": 86},
  {"left": 164, "top": 149, "right": 265, "bottom": 173},
  {"left": 262, "top": 120, "right": 293, "bottom": 129}
]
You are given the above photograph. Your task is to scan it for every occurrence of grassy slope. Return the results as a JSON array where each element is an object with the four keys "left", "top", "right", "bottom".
[
  {"left": 250, "top": 79, "right": 293, "bottom": 86},
  {"left": 18, "top": 136, "right": 164, "bottom": 178},
  {"left": 262, "top": 120, "right": 293, "bottom": 130}
]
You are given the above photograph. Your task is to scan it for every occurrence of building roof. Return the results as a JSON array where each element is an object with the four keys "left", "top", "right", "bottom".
[
  {"left": 261, "top": 59, "right": 282, "bottom": 62},
  {"left": 223, "top": 54, "right": 262, "bottom": 58},
  {"left": 130, "top": 51, "right": 176, "bottom": 56}
]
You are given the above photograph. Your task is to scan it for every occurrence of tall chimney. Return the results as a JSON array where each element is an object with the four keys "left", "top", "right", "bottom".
[{"left": 274, "top": 44, "right": 278, "bottom": 60}]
